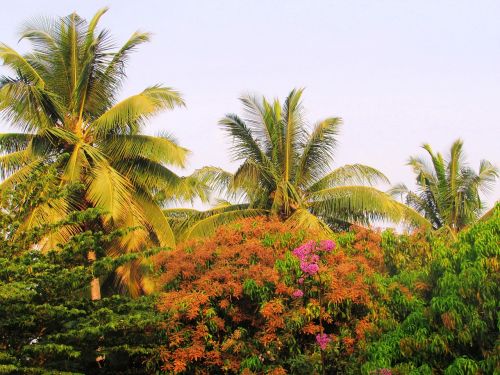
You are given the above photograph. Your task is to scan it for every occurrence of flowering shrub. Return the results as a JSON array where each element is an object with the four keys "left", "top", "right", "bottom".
[
  {"left": 155, "top": 217, "right": 391, "bottom": 374},
  {"left": 155, "top": 210, "right": 499, "bottom": 374}
]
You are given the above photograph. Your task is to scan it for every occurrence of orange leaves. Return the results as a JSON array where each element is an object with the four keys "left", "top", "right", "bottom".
[
  {"left": 355, "top": 318, "right": 374, "bottom": 341},
  {"left": 168, "top": 330, "right": 185, "bottom": 348},
  {"left": 441, "top": 312, "right": 456, "bottom": 330},
  {"left": 267, "top": 367, "right": 287, "bottom": 375},
  {"left": 261, "top": 299, "right": 284, "bottom": 319},
  {"left": 219, "top": 299, "right": 230, "bottom": 310},
  {"left": 158, "top": 291, "right": 209, "bottom": 321},
  {"left": 302, "top": 322, "right": 321, "bottom": 335},
  {"left": 156, "top": 218, "right": 395, "bottom": 373},
  {"left": 414, "top": 281, "right": 431, "bottom": 292},
  {"left": 261, "top": 299, "right": 286, "bottom": 334},
  {"left": 259, "top": 332, "right": 278, "bottom": 347},
  {"left": 322, "top": 250, "right": 373, "bottom": 306},
  {"left": 172, "top": 358, "right": 187, "bottom": 373},
  {"left": 157, "top": 217, "right": 310, "bottom": 372},
  {"left": 342, "top": 336, "right": 355, "bottom": 354}
]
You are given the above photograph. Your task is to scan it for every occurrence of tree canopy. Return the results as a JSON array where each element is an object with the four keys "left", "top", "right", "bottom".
[
  {"left": 0, "top": 8, "right": 206, "bottom": 295},
  {"left": 391, "top": 139, "right": 498, "bottom": 232},
  {"left": 166, "top": 89, "right": 428, "bottom": 240}
]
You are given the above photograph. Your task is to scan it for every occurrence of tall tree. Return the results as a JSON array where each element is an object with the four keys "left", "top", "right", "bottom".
[
  {"left": 166, "top": 89, "right": 426, "bottom": 239},
  {"left": 0, "top": 8, "right": 198, "bottom": 296},
  {"left": 0, "top": 167, "right": 168, "bottom": 373},
  {"left": 390, "top": 140, "right": 498, "bottom": 232}
]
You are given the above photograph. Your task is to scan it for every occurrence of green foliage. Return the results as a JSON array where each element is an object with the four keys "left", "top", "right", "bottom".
[
  {"left": 0, "top": 171, "right": 167, "bottom": 374},
  {"left": 364, "top": 205, "right": 500, "bottom": 374}
]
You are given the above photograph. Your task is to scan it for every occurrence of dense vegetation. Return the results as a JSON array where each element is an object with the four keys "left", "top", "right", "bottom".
[
  {"left": 153, "top": 214, "right": 499, "bottom": 374},
  {"left": 0, "top": 8, "right": 498, "bottom": 375},
  {"left": 0, "top": 169, "right": 167, "bottom": 374},
  {"left": 0, "top": 8, "right": 204, "bottom": 297},
  {"left": 2, "top": 183, "right": 498, "bottom": 373},
  {"left": 364, "top": 208, "right": 499, "bottom": 374}
]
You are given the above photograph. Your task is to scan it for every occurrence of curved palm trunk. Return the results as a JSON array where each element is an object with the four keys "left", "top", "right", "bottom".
[{"left": 87, "top": 250, "right": 101, "bottom": 300}]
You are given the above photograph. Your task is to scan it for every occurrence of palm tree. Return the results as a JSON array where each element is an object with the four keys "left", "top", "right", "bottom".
[
  {"left": 0, "top": 8, "right": 199, "bottom": 297},
  {"left": 166, "top": 89, "right": 426, "bottom": 239},
  {"left": 390, "top": 140, "right": 498, "bottom": 232}
]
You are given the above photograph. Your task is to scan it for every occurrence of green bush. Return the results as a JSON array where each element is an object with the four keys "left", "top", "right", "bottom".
[
  {"left": 0, "top": 170, "right": 167, "bottom": 374},
  {"left": 364, "top": 206, "right": 500, "bottom": 374}
]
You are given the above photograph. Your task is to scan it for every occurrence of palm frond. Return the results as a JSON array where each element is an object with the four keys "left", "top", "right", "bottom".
[
  {"left": 219, "top": 113, "right": 272, "bottom": 169},
  {"left": 475, "top": 160, "right": 499, "bottom": 195},
  {"left": 0, "top": 133, "right": 34, "bottom": 153},
  {"left": 157, "top": 172, "right": 212, "bottom": 205},
  {"left": 0, "top": 80, "right": 61, "bottom": 131},
  {"left": 286, "top": 208, "right": 332, "bottom": 238},
  {"left": 295, "top": 117, "right": 341, "bottom": 186},
  {"left": 102, "top": 133, "right": 189, "bottom": 167},
  {"left": 240, "top": 94, "right": 277, "bottom": 151},
  {"left": 177, "top": 206, "right": 267, "bottom": 241},
  {"left": 388, "top": 183, "right": 410, "bottom": 198},
  {"left": 0, "top": 158, "right": 43, "bottom": 195},
  {"left": 0, "top": 43, "right": 45, "bottom": 87},
  {"left": 91, "top": 86, "right": 184, "bottom": 136},
  {"left": 134, "top": 191, "right": 176, "bottom": 248},
  {"left": 282, "top": 88, "right": 305, "bottom": 183},
  {"left": 85, "top": 161, "right": 136, "bottom": 223},
  {"left": 308, "top": 164, "right": 389, "bottom": 193},
  {"left": 61, "top": 144, "right": 88, "bottom": 182},
  {"left": 0, "top": 150, "right": 32, "bottom": 178},
  {"left": 309, "top": 185, "right": 429, "bottom": 227},
  {"left": 113, "top": 157, "right": 182, "bottom": 192}
]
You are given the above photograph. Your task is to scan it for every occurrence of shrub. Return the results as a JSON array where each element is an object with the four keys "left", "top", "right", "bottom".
[
  {"left": 155, "top": 217, "right": 395, "bottom": 374},
  {"left": 363, "top": 206, "right": 500, "bottom": 374}
]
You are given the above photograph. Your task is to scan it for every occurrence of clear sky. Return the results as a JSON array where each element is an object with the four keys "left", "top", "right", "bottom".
[{"left": 1, "top": 0, "right": 499, "bottom": 209}]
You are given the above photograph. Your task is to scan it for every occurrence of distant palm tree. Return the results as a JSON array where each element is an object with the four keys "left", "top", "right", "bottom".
[
  {"left": 167, "top": 89, "right": 426, "bottom": 239},
  {"left": 0, "top": 8, "right": 203, "bottom": 297},
  {"left": 391, "top": 140, "right": 498, "bottom": 232}
]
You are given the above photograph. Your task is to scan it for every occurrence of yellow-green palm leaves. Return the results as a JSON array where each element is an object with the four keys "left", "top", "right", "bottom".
[
  {"left": 391, "top": 140, "right": 498, "bottom": 231},
  {"left": 0, "top": 9, "right": 190, "bottom": 295},
  {"left": 170, "top": 89, "right": 427, "bottom": 239}
]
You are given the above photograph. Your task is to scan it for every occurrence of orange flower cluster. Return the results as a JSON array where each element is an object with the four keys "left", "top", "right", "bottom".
[{"left": 155, "top": 217, "right": 398, "bottom": 374}]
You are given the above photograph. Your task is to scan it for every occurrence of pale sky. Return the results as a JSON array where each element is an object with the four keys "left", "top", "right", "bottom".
[{"left": 1, "top": 0, "right": 499, "bottom": 209}]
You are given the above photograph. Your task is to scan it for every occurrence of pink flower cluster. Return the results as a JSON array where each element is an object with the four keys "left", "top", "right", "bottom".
[
  {"left": 292, "top": 240, "right": 335, "bottom": 277},
  {"left": 315, "top": 333, "right": 331, "bottom": 350},
  {"left": 320, "top": 239, "right": 335, "bottom": 252},
  {"left": 292, "top": 289, "right": 304, "bottom": 298},
  {"left": 301, "top": 261, "right": 319, "bottom": 275},
  {"left": 290, "top": 240, "right": 336, "bottom": 301}
]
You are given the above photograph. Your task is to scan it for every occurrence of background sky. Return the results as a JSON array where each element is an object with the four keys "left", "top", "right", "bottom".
[{"left": 1, "top": 0, "right": 499, "bottom": 210}]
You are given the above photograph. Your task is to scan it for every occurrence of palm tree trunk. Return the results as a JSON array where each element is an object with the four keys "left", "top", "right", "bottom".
[{"left": 87, "top": 251, "right": 101, "bottom": 300}]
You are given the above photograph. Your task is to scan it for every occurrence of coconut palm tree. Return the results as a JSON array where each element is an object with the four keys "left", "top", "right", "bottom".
[
  {"left": 0, "top": 8, "right": 201, "bottom": 297},
  {"left": 390, "top": 140, "right": 498, "bottom": 232},
  {"left": 166, "top": 89, "right": 426, "bottom": 239}
]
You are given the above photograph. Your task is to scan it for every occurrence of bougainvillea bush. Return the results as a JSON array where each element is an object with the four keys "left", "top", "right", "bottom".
[{"left": 155, "top": 217, "right": 402, "bottom": 374}]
